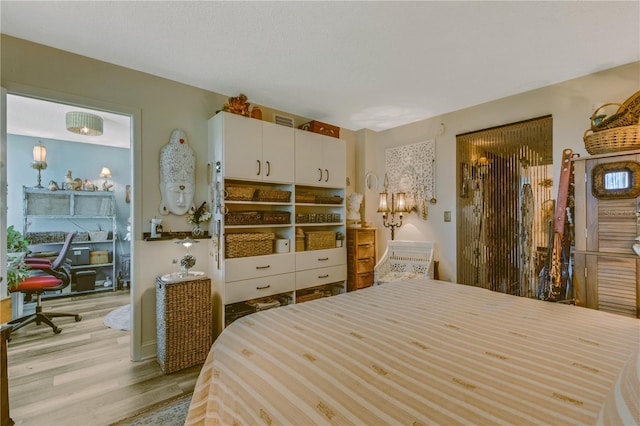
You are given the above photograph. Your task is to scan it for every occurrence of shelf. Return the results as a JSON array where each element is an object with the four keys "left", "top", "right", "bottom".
[
  {"left": 70, "top": 263, "right": 113, "bottom": 270},
  {"left": 30, "top": 240, "right": 114, "bottom": 246},
  {"left": 225, "top": 224, "right": 291, "bottom": 229},
  {"left": 143, "top": 231, "right": 210, "bottom": 241}
]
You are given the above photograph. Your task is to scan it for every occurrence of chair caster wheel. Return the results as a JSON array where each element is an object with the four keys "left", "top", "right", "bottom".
[{"left": 75, "top": 315, "right": 82, "bottom": 322}]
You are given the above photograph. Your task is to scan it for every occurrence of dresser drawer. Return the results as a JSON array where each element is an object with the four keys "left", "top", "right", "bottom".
[
  {"left": 225, "top": 272, "right": 295, "bottom": 304},
  {"left": 357, "top": 229, "right": 375, "bottom": 245},
  {"left": 296, "top": 264, "right": 347, "bottom": 291},
  {"left": 357, "top": 244, "right": 375, "bottom": 259},
  {"left": 356, "top": 272, "right": 374, "bottom": 289},
  {"left": 296, "top": 248, "right": 345, "bottom": 271},
  {"left": 225, "top": 253, "right": 295, "bottom": 282},
  {"left": 356, "top": 258, "right": 375, "bottom": 274}
]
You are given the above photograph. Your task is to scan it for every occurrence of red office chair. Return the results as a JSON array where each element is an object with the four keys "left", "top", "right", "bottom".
[{"left": 8, "top": 232, "right": 82, "bottom": 336}]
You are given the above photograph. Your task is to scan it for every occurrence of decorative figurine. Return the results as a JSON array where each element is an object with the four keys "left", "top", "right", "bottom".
[
  {"left": 84, "top": 179, "right": 97, "bottom": 191},
  {"left": 223, "top": 93, "right": 251, "bottom": 117},
  {"left": 48, "top": 180, "right": 59, "bottom": 191},
  {"left": 159, "top": 129, "right": 196, "bottom": 216},
  {"left": 64, "top": 170, "right": 79, "bottom": 190}
]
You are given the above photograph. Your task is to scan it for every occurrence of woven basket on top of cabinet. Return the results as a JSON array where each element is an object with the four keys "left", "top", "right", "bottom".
[
  {"left": 583, "top": 124, "right": 640, "bottom": 155},
  {"left": 225, "top": 232, "right": 275, "bottom": 258},
  {"left": 589, "top": 90, "right": 640, "bottom": 132}
]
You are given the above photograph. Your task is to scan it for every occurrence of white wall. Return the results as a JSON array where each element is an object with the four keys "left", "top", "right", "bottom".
[{"left": 360, "top": 62, "right": 640, "bottom": 282}]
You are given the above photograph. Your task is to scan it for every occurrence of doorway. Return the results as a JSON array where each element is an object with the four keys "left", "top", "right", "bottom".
[
  {"left": 456, "top": 116, "right": 553, "bottom": 298},
  {"left": 4, "top": 93, "right": 133, "bottom": 337}
]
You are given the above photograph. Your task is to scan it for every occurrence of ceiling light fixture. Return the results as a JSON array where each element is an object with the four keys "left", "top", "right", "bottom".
[{"left": 66, "top": 111, "right": 103, "bottom": 136}]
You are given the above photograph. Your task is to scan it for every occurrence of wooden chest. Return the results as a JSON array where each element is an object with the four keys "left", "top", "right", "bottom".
[{"left": 298, "top": 120, "right": 340, "bottom": 138}]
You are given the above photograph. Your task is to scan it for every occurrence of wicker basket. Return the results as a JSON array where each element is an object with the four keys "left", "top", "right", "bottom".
[
  {"left": 225, "top": 211, "right": 262, "bottom": 225},
  {"left": 254, "top": 189, "right": 291, "bottom": 203},
  {"left": 583, "top": 124, "right": 640, "bottom": 155},
  {"left": 225, "top": 186, "right": 255, "bottom": 201},
  {"left": 305, "top": 231, "right": 336, "bottom": 251},
  {"left": 262, "top": 211, "right": 291, "bottom": 224},
  {"left": 225, "top": 232, "right": 275, "bottom": 258},
  {"left": 89, "top": 250, "right": 109, "bottom": 265},
  {"left": 590, "top": 91, "right": 640, "bottom": 132},
  {"left": 296, "top": 291, "right": 326, "bottom": 304},
  {"left": 315, "top": 195, "right": 344, "bottom": 204},
  {"left": 295, "top": 193, "right": 316, "bottom": 203}
]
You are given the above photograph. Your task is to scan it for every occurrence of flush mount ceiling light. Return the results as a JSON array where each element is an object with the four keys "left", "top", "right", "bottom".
[{"left": 66, "top": 111, "right": 103, "bottom": 136}]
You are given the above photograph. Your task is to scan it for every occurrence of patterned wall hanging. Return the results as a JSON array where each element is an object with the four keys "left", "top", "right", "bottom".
[{"left": 385, "top": 140, "right": 436, "bottom": 220}]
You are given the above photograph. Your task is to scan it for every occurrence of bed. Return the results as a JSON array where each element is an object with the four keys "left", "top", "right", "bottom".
[{"left": 186, "top": 279, "right": 639, "bottom": 425}]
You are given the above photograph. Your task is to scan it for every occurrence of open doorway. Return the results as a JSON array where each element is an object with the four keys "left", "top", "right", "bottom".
[{"left": 4, "top": 94, "right": 133, "bottom": 336}]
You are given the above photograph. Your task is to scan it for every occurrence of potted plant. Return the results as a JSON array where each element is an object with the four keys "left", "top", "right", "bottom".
[
  {"left": 335, "top": 231, "right": 345, "bottom": 248},
  {"left": 6, "top": 226, "right": 30, "bottom": 297}
]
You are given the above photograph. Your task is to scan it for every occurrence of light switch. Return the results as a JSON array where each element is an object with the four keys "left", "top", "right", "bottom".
[{"left": 444, "top": 211, "right": 451, "bottom": 222}]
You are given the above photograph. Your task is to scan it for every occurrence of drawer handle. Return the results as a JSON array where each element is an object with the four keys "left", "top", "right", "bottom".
[
  {"left": 255, "top": 265, "right": 271, "bottom": 269},
  {"left": 318, "top": 274, "right": 329, "bottom": 279},
  {"left": 317, "top": 257, "right": 329, "bottom": 261},
  {"left": 256, "top": 285, "right": 271, "bottom": 290}
]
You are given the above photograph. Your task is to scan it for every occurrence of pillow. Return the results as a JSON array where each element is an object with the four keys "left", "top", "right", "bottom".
[{"left": 596, "top": 346, "right": 639, "bottom": 425}]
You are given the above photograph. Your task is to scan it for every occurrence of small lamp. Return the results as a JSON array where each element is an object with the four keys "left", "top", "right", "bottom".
[
  {"left": 100, "top": 167, "right": 112, "bottom": 191},
  {"left": 378, "top": 192, "right": 408, "bottom": 240},
  {"left": 66, "top": 111, "right": 104, "bottom": 136},
  {"left": 31, "top": 142, "right": 47, "bottom": 188},
  {"left": 176, "top": 237, "right": 199, "bottom": 276}
]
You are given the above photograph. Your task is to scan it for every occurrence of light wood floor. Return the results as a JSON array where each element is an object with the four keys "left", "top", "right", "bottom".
[{"left": 6, "top": 290, "right": 201, "bottom": 426}]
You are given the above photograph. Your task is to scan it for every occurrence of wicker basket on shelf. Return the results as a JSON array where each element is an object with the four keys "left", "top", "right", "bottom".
[
  {"left": 225, "top": 186, "right": 255, "bottom": 201},
  {"left": 254, "top": 189, "right": 291, "bottom": 203},
  {"left": 262, "top": 211, "right": 291, "bottom": 224},
  {"left": 589, "top": 90, "right": 640, "bottom": 132},
  {"left": 225, "top": 232, "right": 275, "bottom": 258},
  {"left": 315, "top": 195, "right": 344, "bottom": 204},
  {"left": 295, "top": 193, "right": 316, "bottom": 203},
  {"left": 583, "top": 124, "right": 640, "bottom": 155},
  {"left": 225, "top": 211, "right": 262, "bottom": 225},
  {"left": 305, "top": 230, "right": 336, "bottom": 251}
]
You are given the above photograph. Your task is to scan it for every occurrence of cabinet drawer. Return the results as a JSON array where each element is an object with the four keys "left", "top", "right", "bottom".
[
  {"left": 296, "top": 248, "right": 345, "bottom": 271},
  {"left": 225, "top": 273, "right": 295, "bottom": 304},
  {"left": 225, "top": 253, "right": 295, "bottom": 282},
  {"left": 357, "top": 258, "right": 375, "bottom": 274},
  {"left": 357, "top": 230, "right": 375, "bottom": 245},
  {"left": 356, "top": 272, "right": 374, "bottom": 289},
  {"left": 296, "top": 264, "right": 347, "bottom": 291},
  {"left": 357, "top": 244, "right": 375, "bottom": 259}
]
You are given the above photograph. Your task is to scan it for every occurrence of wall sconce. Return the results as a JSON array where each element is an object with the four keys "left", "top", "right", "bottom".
[
  {"left": 474, "top": 155, "right": 491, "bottom": 179},
  {"left": 377, "top": 192, "right": 408, "bottom": 240},
  {"left": 66, "top": 111, "right": 104, "bottom": 136},
  {"left": 31, "top": 142, "right": 47, "bottom": 189},
  {"left": 100, "top": 167, "right": 113, "bottom": 191}
]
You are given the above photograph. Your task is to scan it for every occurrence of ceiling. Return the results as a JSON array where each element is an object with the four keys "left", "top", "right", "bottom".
[{"left": 2, "top": 1, "right": 639, "bottom": 140}]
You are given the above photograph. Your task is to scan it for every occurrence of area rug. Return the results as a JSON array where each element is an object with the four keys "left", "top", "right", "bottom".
[
  {"left": 103, "top": 304, "right": 131, "bottom": 331},
  {"left": 110, "top": 393, "right": 192, "bottom": 426}
]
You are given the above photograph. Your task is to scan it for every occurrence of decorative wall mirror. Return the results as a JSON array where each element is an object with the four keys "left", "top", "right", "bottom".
[
  {"left": 591, "top": 161, "right": 640, "bottom": 199},
  {"left": 365, "top": 172, "right": 378, "bottom": 191}
]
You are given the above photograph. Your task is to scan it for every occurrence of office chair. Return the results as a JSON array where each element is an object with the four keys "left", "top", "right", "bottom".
[{"left": 8, "top": 231, "right": 82, "bottom": 336}]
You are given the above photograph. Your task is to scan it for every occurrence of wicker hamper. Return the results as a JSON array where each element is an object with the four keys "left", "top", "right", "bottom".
[
  {"left": 262, "top": 211, "right": 291, "bottom": 224},
  {"left": 589, "top": 90, "right": 640, "bottom": 132},
  {"left": 225, "top": 186, "right": 255, "bottom": 201},
  {"left": 583, "top": 124, "right": 640, "bottom": 155},
  {"left": 305, "top": 230, "right": 336, "bottom": 251},
  {"left": 156, "top": 276, "right": 212, "bottom": 374},
  {"left": 225, "top": 211, "right": 262, "bottom": 225},
  {"left": 226, "top": 232, "right": 275, "bottom": 258},
  {"left": 254, "top": 189, "right": 291, "bottom": 202}
]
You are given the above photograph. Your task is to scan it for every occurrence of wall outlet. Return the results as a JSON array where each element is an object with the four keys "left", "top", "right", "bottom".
[{"left": 444, "top": 211, "right": 451, "bottom": 222}]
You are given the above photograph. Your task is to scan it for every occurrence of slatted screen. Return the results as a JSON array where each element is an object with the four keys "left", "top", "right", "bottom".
[{"left": 456, "top": 116, "right": 553, "bottom": 298}]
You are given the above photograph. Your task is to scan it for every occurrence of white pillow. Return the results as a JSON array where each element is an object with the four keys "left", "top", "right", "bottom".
[{"left": 596, "top": 347, "right": 639, "bottom": 425}]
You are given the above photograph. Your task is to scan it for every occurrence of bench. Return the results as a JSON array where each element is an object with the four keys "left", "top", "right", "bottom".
[{"left": 374, "top": 240, "right": 435, "bottom": 285}]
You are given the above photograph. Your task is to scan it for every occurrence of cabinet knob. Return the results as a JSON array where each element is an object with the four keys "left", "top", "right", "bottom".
[
  {"left": 256, "top": 284, "right": 271, "bottom": 290},
  {"left": 255, "top": 265, "right": 271, "bottom": 270},
  {"left": 256, "top": 160, "right": 261, "bottom": 176},
  {"left": 317, "top": 168, "right": 323, "bottom": 182},
  {"left": 318, "top": 274, "right": 329, "bottom": 279},
  {"left": 317, "top": 257, "right": 329, "bottom": 261},
  {"left": 265, "top": 161, "right": 271, "bottom": 177},
  {"left": 324, "top": 169, "right": 329, "bottom": 182}
]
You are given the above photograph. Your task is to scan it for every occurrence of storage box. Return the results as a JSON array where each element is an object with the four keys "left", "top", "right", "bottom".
[
  {"left": 89, "top": 230, "right": 108, "bottom": 241},
  {"left": 298, "top": 120, "right": 340, "bottom": 138},
  {"left": 74, "top": 270, "right": 96, "bottom": 291},
  {"left": 305, "top": 231, "right": 336, "bottom": 251},
  {"left": 225, "top": 232, "right": 275, "bottom": 258},
  {"left": 69, "top": 246, "right": 90, "bottom": 265},
  {"left": 90, "top": 250, "right": 109, "bottom": 264}
]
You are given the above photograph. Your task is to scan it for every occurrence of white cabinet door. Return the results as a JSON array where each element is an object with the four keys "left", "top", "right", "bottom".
[
  {"left": 223, "top": 113, "right": 262, "bottom": 180},
  {"left": 262, "top": 121, "right": 294, "bottom": 182},
  {"left": 323, "top": 136, "right": 346, "bottom": 188},
  {"left": 295, "top": 129, "right": 324, "bottom": 185},
  {"left": 295, "top": 129, "right": 345, "bottom": 187}
]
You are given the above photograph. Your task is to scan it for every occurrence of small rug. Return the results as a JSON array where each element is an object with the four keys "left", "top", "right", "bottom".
[
  {"left": 110, "top": 393, "right": 192, "bottom": 426},
  {"left": 103, "top": 304, "right": 131, "bottom": 331}
]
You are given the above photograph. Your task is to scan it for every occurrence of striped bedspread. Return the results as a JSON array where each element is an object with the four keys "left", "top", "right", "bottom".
[{"left": 186, "top": 279, "right": 639, "bottom": 425}]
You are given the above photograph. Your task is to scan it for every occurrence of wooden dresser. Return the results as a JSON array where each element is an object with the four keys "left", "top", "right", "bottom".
[
  {"left": 572, "top": 150, "right": 639, "bottom": 318},
  {"left": 347, "top": 227, "right": 376, "bottom": 292}
]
